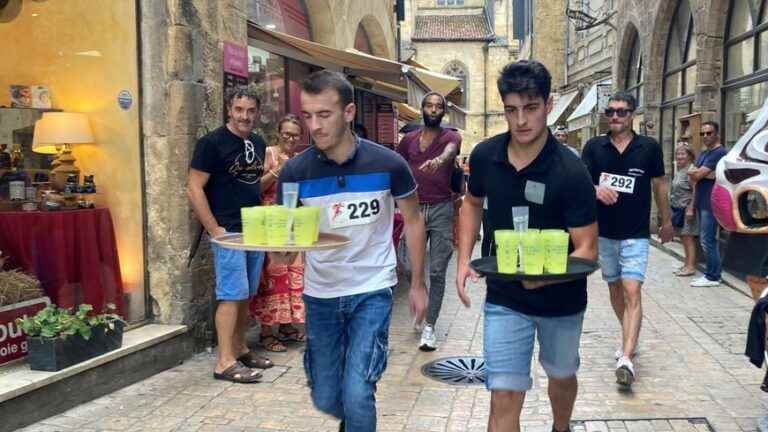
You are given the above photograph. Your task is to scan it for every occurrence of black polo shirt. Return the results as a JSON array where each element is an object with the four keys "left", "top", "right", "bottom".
[
  {"left": 468, "top": 131, "right": 597, "bottom": 317},
  {"left": 581, "top": 133, "right": 665, "bottom": 240}
]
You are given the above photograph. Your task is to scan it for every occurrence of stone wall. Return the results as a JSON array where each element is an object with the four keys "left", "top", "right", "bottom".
[
  {"left": 613, "top": 0, "right": 728, "bottom": 154},
  {"left": 140, "top": 0, "right": 247, "bottom": 343},
  {"left": 139, "top": 1, "right": 399, "bottom": 342},
  {"left": 531, "top": 0, "right": 566, "bottom": 88}
]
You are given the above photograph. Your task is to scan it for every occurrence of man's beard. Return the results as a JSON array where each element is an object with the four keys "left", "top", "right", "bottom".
[{"left": 423, "top": 112, "right": 444, "bottom": 128}]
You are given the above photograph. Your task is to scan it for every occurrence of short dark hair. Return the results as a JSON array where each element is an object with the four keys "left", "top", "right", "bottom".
[
  {"left": 497, "top": 60, "right": 552, "bottom": 101},
  {"left": 226, "top": 85, "right": 261, "bottom": 109},
  {"left": 608, "top": 91, "right": 637, "bottom": 111},
  {"left": 421, "top": 92, "right": 446, "bottom": 109},
  {"left": 301, "top": 70, "right": 354, "bottom": 108},
  {"left": 702, "top": 121, "right": 720, "bottom": 134}
]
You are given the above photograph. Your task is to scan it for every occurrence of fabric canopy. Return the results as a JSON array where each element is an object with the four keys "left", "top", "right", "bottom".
[
  {"left": 548, "top": 90, "right": 580, "bottom": 126},
  {"left": 248, "top": 25, "right": 461, "bottom": 102}
]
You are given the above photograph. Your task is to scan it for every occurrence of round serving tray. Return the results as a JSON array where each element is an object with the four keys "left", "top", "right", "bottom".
[
  {"left": 211, "top": 232, "right": 351, "bottom": 252},
  {"left": 469, "top": 256, "right": 600, "bottom": 282}
]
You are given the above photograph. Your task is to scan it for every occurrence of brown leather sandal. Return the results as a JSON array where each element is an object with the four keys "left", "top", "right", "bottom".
[
  {"left": 258, "top": 336, "right": 287, "bottom": 354},
  {"left": 278, "top": 328, "right": 305, "bottom": 342},
  {"left": 213, "top": 361, "right": 262, "bottom": 383}
]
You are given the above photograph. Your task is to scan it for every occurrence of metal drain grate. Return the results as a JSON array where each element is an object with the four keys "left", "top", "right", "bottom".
[
  {"left": 421, "top": 356, "right": 486, "bottom": 385},
  {"left": 571, "top": 417, "right": 714, "bottom": 431}
]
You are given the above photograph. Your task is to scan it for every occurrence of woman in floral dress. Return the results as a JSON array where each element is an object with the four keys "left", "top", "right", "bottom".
[{"left": 251, "top": 114, "right": 305, "bottom": 352}]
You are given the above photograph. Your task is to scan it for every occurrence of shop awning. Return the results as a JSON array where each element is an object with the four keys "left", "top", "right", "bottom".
[
  {"left": 247, "top": 24, "right": 461, "bottom": 103},
  {"left": 394, "top": 102, "right": 420, "bottom": 122},
  {"left": 547, "top": 90, "right": 580, "bottom": 127},
  {"left": 566, "top": 79, "right": 611, "bottom": 131}
]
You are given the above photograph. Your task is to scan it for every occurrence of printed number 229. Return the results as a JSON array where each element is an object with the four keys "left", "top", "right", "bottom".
[{"left": 348, "top": 199, "right": 380, "bottom": 219}]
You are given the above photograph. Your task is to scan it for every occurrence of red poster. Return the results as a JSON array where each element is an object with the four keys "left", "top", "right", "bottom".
[
  {"left": 0, "top": 297, "right": 50, "bottom": 365},
  {"left": 223, "top": 41, "right": 248, "bottom": 78}
]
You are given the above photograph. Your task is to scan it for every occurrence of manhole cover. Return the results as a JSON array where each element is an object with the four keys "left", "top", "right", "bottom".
[
  {"left": 572, "top": 418, "right": 714, "bottom": 431},
  {"left": 421, "top": 356, "right": 486, "bottom": 385}
]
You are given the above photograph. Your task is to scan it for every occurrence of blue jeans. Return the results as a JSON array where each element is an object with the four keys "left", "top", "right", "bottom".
[
  {"left": 698, "top": 209, "right": 722, "bottom": 281},
  {"left": 303, "top": 288, "right": 392, "bottom": 432},
  {"left": 484, "top": 303, "right": 584, "bottom": 391}
]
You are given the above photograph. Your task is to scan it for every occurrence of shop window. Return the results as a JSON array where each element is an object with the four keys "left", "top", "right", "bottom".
[
  {"left": 248, "top": 0, "right": 312, "bottom": 40},
  {"left": 723, "top": 0, "right": 768, "bottom": 146},
  {"left": 727, "top": 38, "right": 755, "bottom": 79},
  {"left": 729, "top": 0, "right": 754, "bottom": 38},
  {"left": 0, "top": 1, "right": 142, "bottom": 322},
  {"left": 624, "top": 30, "right": 644, "bottom": 109},
  {"left": 663, "top": 0, "right": 696, "bottom": 102},
  {"left": 248, "top": 46, "right": 287, "bottom": 146},
  {"left": 724, "top": 81, "right": 768, "bottom": 147}
]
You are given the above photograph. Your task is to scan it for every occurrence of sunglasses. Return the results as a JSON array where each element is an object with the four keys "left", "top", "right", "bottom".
[
  {"left": 604, "top": 108, "right": 633, "bottom": 118},
  {"left": 280, "top": 133, "right": 301, "bottom": 141},
  {"left": 700, "top": 131, "right": 715, "bottom": 137}
]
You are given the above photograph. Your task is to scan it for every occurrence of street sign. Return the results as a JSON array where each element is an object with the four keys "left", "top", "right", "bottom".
[{"left": 0, "top": 297, "right": 50, "bottom": 366}]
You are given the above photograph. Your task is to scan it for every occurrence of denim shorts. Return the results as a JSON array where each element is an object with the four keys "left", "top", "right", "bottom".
[
  {"left": 483, "top": 303, "right": 585, "bottom": 391},
  {"left": 598, "top": 237, "right": 649, "bottom": 283},
  {"left": 211, "top": 242, "right": 265, "bottom": 301}
]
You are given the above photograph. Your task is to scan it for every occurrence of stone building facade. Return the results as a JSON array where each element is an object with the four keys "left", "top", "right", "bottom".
[
  {"left": 516, "top": 0, "right": 568, "bottom": 90},
  {"left": 612, "top": 0, "right": 767, "bottom": 274},
  {"left": 401, "top": 0, "right": 518, "bottom": 153},
  {"left": 560, "top": 0, "right": 617, "bottom": 148},
  {"left": 140, "top": 0, "right": 398, "bottom": 341}
]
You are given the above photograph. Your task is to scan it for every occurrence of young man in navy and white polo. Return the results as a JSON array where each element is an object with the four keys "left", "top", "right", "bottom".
[{"left": 276, "top": 70, "right": 428, "bottom": 432}]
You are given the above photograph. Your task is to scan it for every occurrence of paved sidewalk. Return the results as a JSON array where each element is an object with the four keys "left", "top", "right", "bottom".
[{"left": 18, "top": 245, "right": 768, "bottom": 431}]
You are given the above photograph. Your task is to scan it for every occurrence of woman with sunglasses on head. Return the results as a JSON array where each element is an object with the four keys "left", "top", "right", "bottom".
[
  {"left": 670, "top": 143, "right": 698, "bottom": 277},
  {"left": 250, "top": 114, "right": 307, "bottom": 352}
]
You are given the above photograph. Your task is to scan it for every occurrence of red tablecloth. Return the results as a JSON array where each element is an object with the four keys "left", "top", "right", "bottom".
[{"left": 0, "top": 208, "right": 124, "bottom": 315}]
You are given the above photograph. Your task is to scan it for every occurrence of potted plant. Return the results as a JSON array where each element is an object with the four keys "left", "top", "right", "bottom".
[{"left": 16, "top": 303, "right": 125, "bottom": 371}]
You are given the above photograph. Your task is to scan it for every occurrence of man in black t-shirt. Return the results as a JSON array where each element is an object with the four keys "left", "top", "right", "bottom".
[
  {"left": 581, "top": 91, "right": 673, "bottom": 388},
  {"left": 456, "top": 60, "right": 598, "bottom": 432},
  {"left": 188, "top": 85, "right": 271, "bottom": 384}
]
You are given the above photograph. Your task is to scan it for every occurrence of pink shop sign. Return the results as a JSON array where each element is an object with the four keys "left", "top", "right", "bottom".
[{"left": 224, "top": 41, "right": 248, "bottom": 78}]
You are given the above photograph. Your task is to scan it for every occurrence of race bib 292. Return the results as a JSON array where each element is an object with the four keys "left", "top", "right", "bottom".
[{"left": 600, "top": 172, "right": 635, "bottom": 194}]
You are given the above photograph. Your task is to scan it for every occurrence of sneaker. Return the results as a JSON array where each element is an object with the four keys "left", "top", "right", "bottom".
[
  {"left": 614, "top": 345, "right": 639, "bottom": 360},
  {"left": 419, "top": 324, "right": 437, "bottom": 351},
  {"left": 690, "top": 277, "right": 721, "bottom": 287},
  {"left": 615, "top": 357, "right": 635, "bottom": 387}
]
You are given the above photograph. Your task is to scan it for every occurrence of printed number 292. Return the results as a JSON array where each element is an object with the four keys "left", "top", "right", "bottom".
[
  {"left": 610, "top": 176, "right": 633, "bottom": 190},
  {"left": 611, "top": 177, "right": 634, "bottom": 189},
  {"left": 348, "top": 199, "right": 380, "bottom": 219}
]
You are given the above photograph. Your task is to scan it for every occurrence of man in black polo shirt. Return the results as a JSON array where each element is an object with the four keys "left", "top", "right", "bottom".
[
  {"left": 456, "top": 60, "right": 597, "bottom": 432},
  {"left": 581, "top": 91, "right": 673, "bottom": 388}
]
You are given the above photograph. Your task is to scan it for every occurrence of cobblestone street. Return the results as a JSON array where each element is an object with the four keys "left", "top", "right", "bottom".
[{"left": 19, "top": 245, "right": 768, "bottom": 431}]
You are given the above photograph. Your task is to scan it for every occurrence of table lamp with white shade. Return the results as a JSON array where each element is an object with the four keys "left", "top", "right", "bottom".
[{"left": 32, "top": 112, "right": 94, "bottom": 191}]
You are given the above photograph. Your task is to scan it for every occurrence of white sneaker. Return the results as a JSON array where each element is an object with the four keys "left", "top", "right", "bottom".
[
  {"left": 614, "top": 345, "right": 639, "bottom": 360},
  {"left": 419, "top": 324, "right": 437, "bottom": 351},
  {"left": 690, "top": 277, "right": 721, "bottom": 287},
  {"left": 615, "top": 357, "right": 635, "bottom": 387}
]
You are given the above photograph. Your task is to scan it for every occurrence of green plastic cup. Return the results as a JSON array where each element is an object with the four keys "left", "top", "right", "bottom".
[
  {"left": 543, "top": 230, "right": 570, "bottom": 274},
  {"left": 292, "top": 207, "right": 319, "bottom": 246},
  {"left": 494, "top": 230, "right": 519, "bottom": 274},
  {"left": 266, "top": 206, "right": 290, "bottom": 246},
  {"left": 242, "top": 206, "right": 267, "bottom": 245},
  {"left": 309, "top": 207, "right": 321, "bottom": 242},
  {"left": 520, "top": 231, "right": 545, "bottom": 275}
]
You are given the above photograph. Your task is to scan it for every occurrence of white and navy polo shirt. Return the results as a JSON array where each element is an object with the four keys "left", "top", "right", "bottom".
[{"left": 278, "top": 138, "right": 417, "bottom": 298}]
